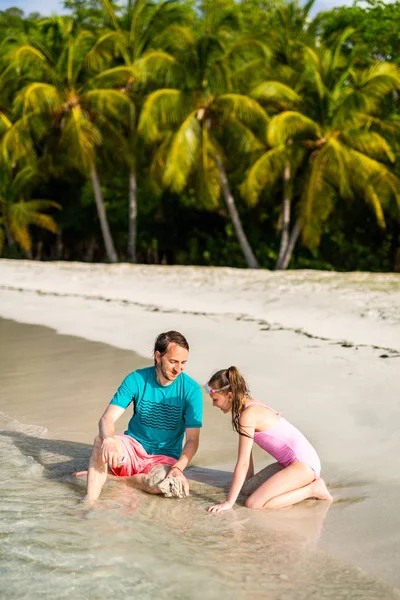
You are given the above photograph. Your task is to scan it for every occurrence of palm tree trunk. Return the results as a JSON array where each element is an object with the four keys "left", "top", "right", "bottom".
[
  {"left": 128, "top": 166, "right": 137, "bottom": 263},
  {"left": 90, "top": 164, "right": 118, "bottom": 263},
  {"left": 275, "top": 162, "right": 291, "bottom": 270},
  {"left": 280, "top": 218, "right": 301, "bottom": 270},
  {"left": 215, "top": 153, "right": 259, "bottom": 269},
  {"left": 4, "top": 220, "right": 14, "bottom": 247}
]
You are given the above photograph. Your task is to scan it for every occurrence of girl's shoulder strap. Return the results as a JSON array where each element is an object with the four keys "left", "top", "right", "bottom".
[{"left": 243, "top": 401, "right": 280, "bottom": 415}]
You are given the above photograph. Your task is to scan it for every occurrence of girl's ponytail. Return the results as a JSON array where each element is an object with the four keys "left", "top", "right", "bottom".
[
  {"left": 208, "top": 366, "right": 250, "bottom": 435},
  {"left": 227, "top": 367, "right": 250, "bottom": 435}
]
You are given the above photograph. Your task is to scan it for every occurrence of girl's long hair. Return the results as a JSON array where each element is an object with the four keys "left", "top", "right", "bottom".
[{"left": 208, "top": 366, "right": 251, "bottom": 436}]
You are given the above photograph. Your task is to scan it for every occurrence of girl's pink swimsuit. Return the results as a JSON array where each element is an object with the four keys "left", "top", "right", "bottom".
[{"left": 247, "top": 402, "right": 321, "bottom": 479}]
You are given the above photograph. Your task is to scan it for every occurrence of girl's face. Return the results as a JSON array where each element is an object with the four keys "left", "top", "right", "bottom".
[{"left": 210, "top": 391, "right": 232, "bottom": 414}]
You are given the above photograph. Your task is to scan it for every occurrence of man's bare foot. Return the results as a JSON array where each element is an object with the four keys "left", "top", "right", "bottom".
[
  {"left": 312, "top": 478, "right": 333, "bottom": 502},
  {"left": 142, "top": 465, "right": 187, "bottom": 498},
  {"left": 142, "top": 465, "right": 170, "bottom": 489},
  {"left": 158, "top": 476, "right": 187, "bottom": 499}
]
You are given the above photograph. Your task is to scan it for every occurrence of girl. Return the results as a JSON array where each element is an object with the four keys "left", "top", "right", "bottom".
[{"left": 206, "top": 366, "right": 332, "bottom": 512}]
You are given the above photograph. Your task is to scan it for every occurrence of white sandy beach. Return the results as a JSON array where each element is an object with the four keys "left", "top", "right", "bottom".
[{"left": 1, "top": 258, "right": 400, "bottom": 594}]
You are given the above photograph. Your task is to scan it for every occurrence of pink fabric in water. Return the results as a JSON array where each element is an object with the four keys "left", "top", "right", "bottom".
[{"left": 109, "top": 434, "right": 176, "bottom": 477}]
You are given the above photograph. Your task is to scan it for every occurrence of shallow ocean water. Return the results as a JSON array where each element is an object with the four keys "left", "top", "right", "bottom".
[{"left": 1, "top": 318, "right": 400, "bottom": 600}]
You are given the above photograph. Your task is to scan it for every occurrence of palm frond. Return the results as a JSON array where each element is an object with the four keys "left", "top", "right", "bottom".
[
  {"left": 8, "top": 199, "right": 60, "bottom": 252},
  {"left": 0, "top": 111, "right": 12, "bottom": 136},
  {"left": 334, "top": 63, "right": 400, "bottom": 123},
  {"left": 223, "top": 118, "right": 265, "bottom": 155},
  {"left": 139, "top": 50, "right": 178, "bottom": 86},
  {"left": 94, "top": 115, "right": 131, "bottom": 163},
  {"left": 228, "top": 38, "right": 272, "bottom": 62},
  {"left": 102, "top": 0, "right": 121, "bottom": 31},
  {"left": 241, "top": 145, "right": 287, "bottom": 206},
  {"left": 12, "top": 165, "right": 44, "bottom": 194},
  {"left": 84, "top": 31, "right": 125, "bottom": 74},
  {"left": 197, "top": 121, "right": 221, "bottom": 209},
  {"left": 91, "top": 65, "right": 140, "bottom": 88},
  {"left": 268, "top": 111, "right": 320, "bottom": 146},
  {"left": 365, "top": 186, "right": 386, "bottom": 228},
  {"left": 216, "top": 94, "right": 269, "bottom": 128},
  {"left": 300, "top": 154, "right": 337, "bottom": 249},
  {"left": 83, "top": 89, "right": 132, "bottom": 124},
  {"left": 60, "top": 106, "right": 102, "bottom": 171},
  {"left": 10, "top": 222, "right": 31, "bottom": 252},
  {"left": 139, "top": 89, "right": 188, "bottom": 142},
  {"left": 8, "top": 202, "right": 36, "bottom": 250},
  {"left": 152, "top": 24, "right": 195, "bottom": 55},
  {"left": 330, "top": 27, "right": 355, "bottom": 74},
  {"left": 341, "top": 130, "right": 395, "bottom": 163},
  {"left": 14, "top": 83, "right": 61, "bottom": 115},
  {"left": 322, "top": 137, "right": 353, "bottom": 200},
  {"left": 1, "top": 116, "right": 40, "bottom": 163},
  {"left": 251, "top": 81, "right": 301, "bottom": 108},
  {"left": 148, "top": 132, "right": 174, "bottom": 196},
  {"left": 347, "top": 148, "right": 400, "bottom": 215},
  {"left": 355, "top": 63, "right": 400, "bottom": 100},
  {"left": 12, "top": 44, "right": 47, "bottom": 74},
  {"left": 163, "top": 111, "right": 201, "bottom": 192}
]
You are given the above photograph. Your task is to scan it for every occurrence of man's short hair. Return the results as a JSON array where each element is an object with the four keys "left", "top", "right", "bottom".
[{"left": 154, "top": 331, "right": 189, "bottom": 363}]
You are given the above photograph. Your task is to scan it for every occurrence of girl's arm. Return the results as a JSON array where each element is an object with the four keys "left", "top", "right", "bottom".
[
  {"left": 226, "top": 433, "right": 254, "bottom": 505},
  {"left": 208, "top": 416, "right": 255, "bottom": 513},
  {"left": 246, "top": 452, "right": 254, "bottom": 480}
]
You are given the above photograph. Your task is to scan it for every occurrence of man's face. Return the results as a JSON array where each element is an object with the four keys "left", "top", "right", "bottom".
[{"left": 155, "top": 343, "right": 189, "bottom": 382}]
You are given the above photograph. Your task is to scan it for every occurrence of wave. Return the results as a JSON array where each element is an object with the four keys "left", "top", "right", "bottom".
[{"left": 0, "top": 410, "right": 48, "bottom": 437}]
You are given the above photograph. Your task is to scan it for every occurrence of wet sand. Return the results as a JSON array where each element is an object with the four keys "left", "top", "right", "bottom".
[{"left": 1, "top": 259, "right": 400, "bottom": 596}]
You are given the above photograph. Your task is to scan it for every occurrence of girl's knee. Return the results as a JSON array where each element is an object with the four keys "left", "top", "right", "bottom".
[{"left": 245, "top": 495, "right": 265, "bottom": 510}]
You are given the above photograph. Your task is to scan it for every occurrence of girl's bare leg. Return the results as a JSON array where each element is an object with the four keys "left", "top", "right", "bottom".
[
  {"left": 241, "top": 462, "right": 284, "bottom": 496},
  {"left": 245, "top": 462, "right": 333, "bottom": 510}
]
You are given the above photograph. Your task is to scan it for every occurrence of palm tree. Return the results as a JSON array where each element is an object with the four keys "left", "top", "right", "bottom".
[
  {"left": 3, "top": 18, "right": 135, "bottom": 262},
  {"left": 0, "top": 161, "right": 60, "bottom": 260},
  {"left": 94, "top": 0, "right": 187, "bottom": 262},
  {"left": 242, "top": 31, "right": 400, "bottom": 269},
  {"left": 138, "top": 4, "right": 268, "bottom": 268}
]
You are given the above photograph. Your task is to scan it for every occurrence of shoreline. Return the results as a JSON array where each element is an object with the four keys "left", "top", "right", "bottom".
[
  {"left": 1, "top": 259, "right": 399, "bottom": 352},
  {"left": 1, "top": 259, "right": 400, "bottom": 590}
]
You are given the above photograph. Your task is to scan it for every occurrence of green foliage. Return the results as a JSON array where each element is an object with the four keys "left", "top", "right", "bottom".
[{"left": 0, "top": 0, "right": 399, "bottom": 271}]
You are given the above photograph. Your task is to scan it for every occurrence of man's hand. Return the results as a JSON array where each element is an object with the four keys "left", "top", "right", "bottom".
[
  {"left": 208, "top": 501, "right": 234, "bottom": 513},
  {"left": 168, "top": 466, "right": 190, "bottom": 496},
  {"left": 101, "top": 436, "right": 121, "bottom": 469}
]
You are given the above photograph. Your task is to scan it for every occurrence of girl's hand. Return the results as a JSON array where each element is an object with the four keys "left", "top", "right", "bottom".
[{"left": 208, "top": 501, "right": 234, "bottom": 513}]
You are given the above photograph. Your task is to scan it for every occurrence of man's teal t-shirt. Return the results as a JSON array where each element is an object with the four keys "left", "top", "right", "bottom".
[{"left": 110, "top": 366, "right": 203, "bottom": 459}]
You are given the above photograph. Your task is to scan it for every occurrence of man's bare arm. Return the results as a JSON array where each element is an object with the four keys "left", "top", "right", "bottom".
[
  {"left": 171, "top": 427, "right": 200, "bottom": 472},
  {"left": 98, "top": 404, "right": 126, "bottom": 468},
  {"left": 99, "top": 404, "right": 125, "bottom": 440},
  {"left": 168, "top": 428, "right": 200, "bottom": 495}
]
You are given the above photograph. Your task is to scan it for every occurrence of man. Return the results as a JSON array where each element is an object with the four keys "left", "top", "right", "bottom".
[{"left": 84, "top": 330, "right": 202, "bottom": 504}]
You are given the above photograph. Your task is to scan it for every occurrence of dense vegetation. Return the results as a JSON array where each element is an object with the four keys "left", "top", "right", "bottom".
[{"left": 0, "top": 0, "right": 399, "bottom": 271}]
